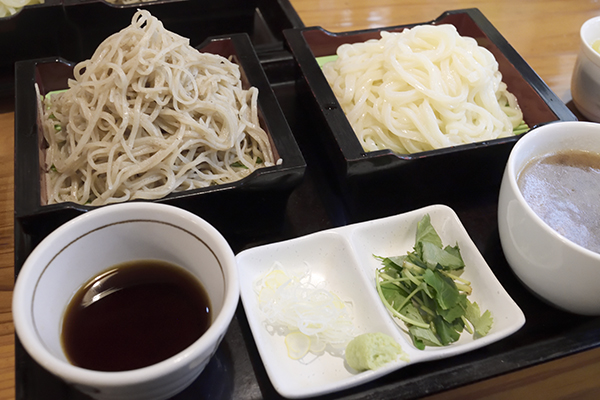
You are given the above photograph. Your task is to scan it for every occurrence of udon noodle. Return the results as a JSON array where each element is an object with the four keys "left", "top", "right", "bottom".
[
  {"left": 0, "top": 0, "right": 41, "bottom": 18},
  {"left": 39, "top": 10, "right": 276, "bottom": 206},
  {"left": 322, "top": 25, "right": 523, "bottom": 154}
]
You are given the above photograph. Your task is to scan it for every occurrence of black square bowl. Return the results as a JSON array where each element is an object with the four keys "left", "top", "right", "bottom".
[
  {"left": 14, "top": 33, "right": 306, "bottom": 248},
  {"left": 284, "top": 8, "right": 577, "bottom": 222}
]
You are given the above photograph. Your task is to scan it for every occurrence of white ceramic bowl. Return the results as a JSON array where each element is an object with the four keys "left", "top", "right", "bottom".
[
  {"left": 498, "top": 121, "right": 600, "bottom": 315},
  {"left": 12, "top": 203, "right": 239, "bottom": 400},
  {"left": 571, "top": 16, "right": 600, "bottom": 122}
]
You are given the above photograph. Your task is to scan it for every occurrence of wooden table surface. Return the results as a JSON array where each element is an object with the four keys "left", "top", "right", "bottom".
[{"left": 1, "top": 0, "right": 600, "bottom": 399}]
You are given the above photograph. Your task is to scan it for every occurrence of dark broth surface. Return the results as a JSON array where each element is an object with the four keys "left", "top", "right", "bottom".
[
  {"left": 517, "top": 149, "right": 600, "bottom": 254},
  {"left": 62, "top": 260, "right": 211, "bottom": 372}
]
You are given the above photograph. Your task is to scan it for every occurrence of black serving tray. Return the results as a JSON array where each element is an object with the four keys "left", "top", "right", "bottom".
[
  {"left": 14, "top": 7, "right": 600, "bottom": 400},
  {"left": 283, "top": 8, "right": 578, "bottom": 223}
]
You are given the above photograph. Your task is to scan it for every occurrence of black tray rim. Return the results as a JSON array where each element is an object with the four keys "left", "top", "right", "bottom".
[{"left": 282, "top": 7, "right": 578, "bottom": 165}]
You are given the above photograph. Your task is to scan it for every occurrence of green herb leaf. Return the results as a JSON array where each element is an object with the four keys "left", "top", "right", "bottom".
[
  {"left": 415, "top": 214, "right": 443, "bottom": 248},
  {"left": 465, "top": 301, "right": 494, "bottom": 337},
  {"left": 374, "top": 214, "right": 493, "bottom": 349},
  {"left": 230, "top": 161, "right": 248, "bottom": 169},
  {"left": 438, "top": 295, "right": 467, "bottom": 323},
  {"left": 422, "top": 269, "right": 461, "bottom": 310},
  {"left": 433, "top": 315, "right": 461, "bottom": 346},
  {"left": 421, "top": 241, "right": 464, "bottom": 270}
]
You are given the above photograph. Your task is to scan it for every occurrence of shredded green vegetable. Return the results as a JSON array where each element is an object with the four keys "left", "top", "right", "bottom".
[{"left": 374, "top": 214, "right": 493, "bottom": 349}]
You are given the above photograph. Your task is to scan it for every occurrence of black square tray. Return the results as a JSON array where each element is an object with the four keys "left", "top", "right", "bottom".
[
  {"left": 14, "top": 32, "right": 306, "bottom": 245},
  {"left": 14, "top": 7, "right": 600, "bottom": 400},
  {"left": 283, "top": 8, "right": 577, "bottom": 223}
]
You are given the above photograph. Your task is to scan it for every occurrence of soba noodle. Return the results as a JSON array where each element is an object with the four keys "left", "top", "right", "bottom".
[
  {"left": 322, "top": 25, "right": 523, "bottom": 154},
  {"left": 39, "top": 9, "right": 276, "bottom": 206}
]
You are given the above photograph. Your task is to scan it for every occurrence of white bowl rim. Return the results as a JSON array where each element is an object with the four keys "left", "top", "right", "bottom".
[
  {"left": 505, "top": 120, "right": 600, "bottom": 261},
  {"left": 580, "top": 16, "right": 600, "bottom": 61},
  {"left": 13, "top": 202, "right": 239, "bottom": 388}
]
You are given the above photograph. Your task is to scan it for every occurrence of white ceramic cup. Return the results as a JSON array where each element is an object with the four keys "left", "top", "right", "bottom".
[
  {"left": 571, "top": 16, "right": 600, "bottom": 122},
  {"left": 13, "top": 203, "right": 239, "bottom": 400},
  {"left": 498, "top": 121, "right": 600, "bottom": 315}
]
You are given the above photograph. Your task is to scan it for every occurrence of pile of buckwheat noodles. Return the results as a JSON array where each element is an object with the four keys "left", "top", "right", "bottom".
[
  {"left": 322, "top": 25, "right": 523, "bottom": 154},
  {"left": 39, "top": 10, "right": 275, "bottom": 206}
]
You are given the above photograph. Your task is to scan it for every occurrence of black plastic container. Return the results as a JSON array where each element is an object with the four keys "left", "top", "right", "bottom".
[
  {"left": 14, "top": 33, "right": 306, "bottom": 246},
  {"left": 284, "top": 8, "right": 578, "bottom": 223}
]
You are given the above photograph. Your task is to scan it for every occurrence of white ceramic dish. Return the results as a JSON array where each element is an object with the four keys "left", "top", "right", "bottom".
[{"left": 237, "top": 204, "right": 525, "bottom": 399}]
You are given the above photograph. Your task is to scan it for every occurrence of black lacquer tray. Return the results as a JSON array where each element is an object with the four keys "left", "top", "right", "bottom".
[
  {"left": 283, "top": 8, "right": 577, "bottom": 223},
  {"left": 14, "top": 6, "right": 600, "bottom": 400}
]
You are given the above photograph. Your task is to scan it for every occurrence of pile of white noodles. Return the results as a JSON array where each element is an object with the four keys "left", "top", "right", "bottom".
[
  {"left": 0, "top": 0, "right": 41, "bottom": 18},
  {"left": 39, "top": 9, "right": 276, "bottom": 206},
  {"left": 322, "top": 25, "right": 523, "bottom": 154}
]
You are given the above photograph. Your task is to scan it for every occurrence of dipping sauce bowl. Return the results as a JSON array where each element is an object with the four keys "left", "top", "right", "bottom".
[
  {"left": 12, "top": 203, "right": 239, "bottom": 400},
  {"left": 498, "top": 121, "right": 600, "bottom": 315}
]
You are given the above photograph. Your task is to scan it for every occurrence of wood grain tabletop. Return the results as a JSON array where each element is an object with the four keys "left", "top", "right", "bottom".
[{"left": 1, "top": 0, "right": 600, "bottom": 399}]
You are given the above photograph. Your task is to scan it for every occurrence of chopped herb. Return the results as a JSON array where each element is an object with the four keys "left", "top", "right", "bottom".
[
  {"left": 375, "top": 214, "right": 493, "bottom": 349},
  {"left": 230, "top": 161, "right": 248, "bottom": 169}
]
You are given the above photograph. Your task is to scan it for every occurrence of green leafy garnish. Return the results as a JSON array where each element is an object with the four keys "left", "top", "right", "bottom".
[
  {"left": 375, "top": 214, "right": 493, "bottom": 348},
  {"left": 230, "top": 161, "right": 247, "bottom": 169},
  {"left": 316, "top": 55, "right": 339, "bottom": 68},
  {"left": 513, "top": 121, "right": 529, "bottom": 135},
  {"left": 230, "top": 156, "right": 264, "bottom": 169}
]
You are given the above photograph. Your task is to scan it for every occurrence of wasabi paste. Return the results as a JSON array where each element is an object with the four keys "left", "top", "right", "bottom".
[{"left": 345, "top": 332, "right": 408, "bottom": 371}]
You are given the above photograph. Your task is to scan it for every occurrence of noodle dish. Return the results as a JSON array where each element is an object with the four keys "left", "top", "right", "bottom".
[
  {"left": 38, "top": 10, "right": 278, "bottom": 206},
  {"left": 321, "top": 25, "right": 525, "bottom": 154}
]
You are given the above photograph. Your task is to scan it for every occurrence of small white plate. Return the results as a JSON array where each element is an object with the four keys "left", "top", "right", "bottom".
[{"left": 236, "top": 204, "right": 525, "bottom": 399}]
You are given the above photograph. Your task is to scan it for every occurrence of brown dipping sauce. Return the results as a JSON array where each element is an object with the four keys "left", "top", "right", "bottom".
[
  {"left": 61, "top": 260, "right": 211, "bottom": 372},
  {"left": 517, "top": 149, "right": 600, "bottom": 254}
]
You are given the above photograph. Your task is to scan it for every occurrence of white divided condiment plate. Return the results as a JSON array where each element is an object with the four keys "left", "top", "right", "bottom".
[{"left": 236, "top": 204, "right": 525, "bottom": 399}]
